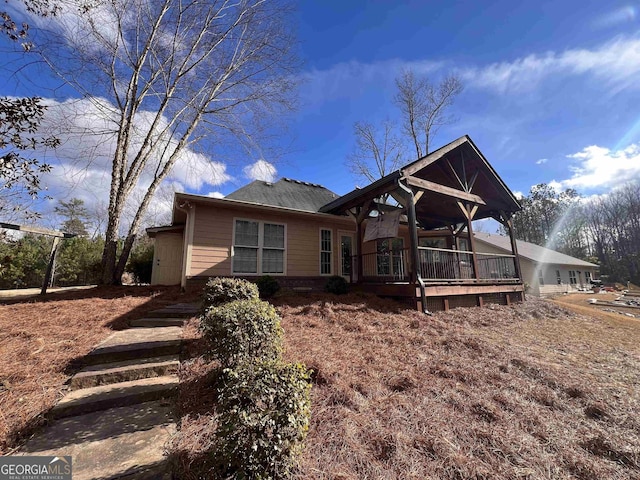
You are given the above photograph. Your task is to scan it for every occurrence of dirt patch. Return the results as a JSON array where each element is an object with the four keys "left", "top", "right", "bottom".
[{"left": 0, "top": 285, "right": 199, "bottom": 453}]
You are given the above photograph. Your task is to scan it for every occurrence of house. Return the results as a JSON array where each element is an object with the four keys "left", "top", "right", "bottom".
[
  {"left": 474, "top": 232, "right": 599, "bottom": 296},
  {"left": 147, "top": 135, "right": 525, "bottom": 312}
]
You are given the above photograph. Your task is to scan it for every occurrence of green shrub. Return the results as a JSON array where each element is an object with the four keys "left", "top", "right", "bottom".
[
  {"left": 200, "top": 298, "right": 282, "bottom": 367},
  {"left": 256, "top": 275, "right": 280, "bottom": 299},
  {"left": 325, "top": 275, "right": 349, "bottom": 295},
  {"left": 214, "top": 361, "right": 311, "bottom": 479},
  {"left": 202, "top": 277, "right": 259, "bottom": 309}
]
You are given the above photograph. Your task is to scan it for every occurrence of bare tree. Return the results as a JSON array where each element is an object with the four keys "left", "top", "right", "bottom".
[
  {"left": 394, "top": 69, "right": 463, "bottom": 158},
  {"left": 345, "top": 69, "right": 462, "bottom": 185},
  {"left": 346, "top": 121, "right": 405, "bottom": 184},
  {"left": 19, "top": 0, "right": 298, "bottom": 284}
]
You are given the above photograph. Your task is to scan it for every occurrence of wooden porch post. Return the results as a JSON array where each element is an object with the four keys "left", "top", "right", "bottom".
[
  {"left": 462, "top": 203, "right": 481, "bottom": 280},
  {"left": 355, "top": 217, "right": 364, "bottom": 284},
  {"left": 504, "top": 214, "right": 523, "bottom": 286},
  {"left": 405, "top": 192, "right": 420, "bottom": 284}
]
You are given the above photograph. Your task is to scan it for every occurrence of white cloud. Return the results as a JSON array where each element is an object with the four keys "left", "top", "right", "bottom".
[
  {"left": 513, "top": 191, "right": 524, "bottom": 199},
  {"left": 592, "top": 6, "right": 637, "bottom": 29},
  {"left": 558, "top": 143, "right": 640, "bottom": 191},
  {"left": 207, "top": 191, "right": 225, "bottom": 198},
  {"left": 459, "top": 36, "right": 640, "bottom": 94},
  {"left": 31, "top": 96, "right": 231, "bottom": 232},
  {"left": 243, "top": 160, "right": 277, "bottom": 182},
  {"left": 536, "top": 158, "right": 548, "bottom": 165}
]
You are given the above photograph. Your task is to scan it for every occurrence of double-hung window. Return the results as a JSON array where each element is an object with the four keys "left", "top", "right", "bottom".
[
  {"left": 320, "top": 229, "right": 332, "bottom": 275},
  {"left": 233, "top": 219, "right": 285, "bottom": 275},
  {"left": 569, "top": 270, "right": 577, "bottom": 285}
]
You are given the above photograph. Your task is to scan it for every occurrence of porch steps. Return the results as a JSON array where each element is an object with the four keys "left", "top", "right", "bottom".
[
  {"left": 146, "top": 303, "right": 199, "bottom": 319},
  {"left": 83, "top": 327, "right": 183, "bottom": 365},
  {"left": 16, "top": 303, "right": 193, "bottom": 479},
  {"left": 51, "top": 375, "right": 179, "bottom": 420},
  {"left": 130, "top": 317, "right": 187, "bottom": 328},
  {"left": 69, "top": 355, "right": 180, "bottom": 390},
  {"left": 20, "top": 401, "right": 175, "bottom": 480}
]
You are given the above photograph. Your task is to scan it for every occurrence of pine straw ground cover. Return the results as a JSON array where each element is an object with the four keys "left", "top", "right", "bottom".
[
  {"left": 0, "top": 285, "right": 198, "bottom": 453},
  {"left": 172, "top": 293, "right": 640, "bottom": 480}
]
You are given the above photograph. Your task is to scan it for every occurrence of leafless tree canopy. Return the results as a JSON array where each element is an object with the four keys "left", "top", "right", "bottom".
[
  {"left": 395, "top": 70, "right": 463, "bottom": 159},
  {"left": 23, "top": 0, "right": 299, "bottom": 283},
  {"left": 346, "top": 68, "right": 462, "bottom": 184},
  {"left": 347, "top": 121, "right": 404, "bottom": 184}
]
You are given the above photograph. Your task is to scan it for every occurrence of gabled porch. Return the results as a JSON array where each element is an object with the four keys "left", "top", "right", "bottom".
[{"left": 322, "top": 135, "right": 525, "bottom": 312}]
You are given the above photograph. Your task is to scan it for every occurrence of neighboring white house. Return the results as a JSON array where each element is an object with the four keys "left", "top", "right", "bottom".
[{"left": 474, "top": 232, "right": 599, "bottom": 297}]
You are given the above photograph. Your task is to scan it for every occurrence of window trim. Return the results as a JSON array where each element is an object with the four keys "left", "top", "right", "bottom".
[
  {"left": 569, "top": 270, "right": 577, "bottom": 285},
  {"left": 556, "top": 269, "right": 562, "bottom": 285},
  {"left": 538, "top": 267, "right": 545, "bottom": 286},
  {"left": 231, "top": 218, "right": 287, "bottom": 276},
  {"left": 319, "top": 228, "right": 333, "bottom": 275}
]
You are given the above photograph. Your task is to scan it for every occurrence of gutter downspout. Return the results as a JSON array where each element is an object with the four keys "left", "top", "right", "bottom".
[
  {"left": 397, "top": 179, "right": 430, "bottom": 315},
  {"left": 176, "top": 200, "right": 195, "bottom": 290}
]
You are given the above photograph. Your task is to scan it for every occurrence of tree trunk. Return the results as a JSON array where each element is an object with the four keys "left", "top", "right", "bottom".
[{"left": 114, "top": 234, "right": 136, "bottom": 285}]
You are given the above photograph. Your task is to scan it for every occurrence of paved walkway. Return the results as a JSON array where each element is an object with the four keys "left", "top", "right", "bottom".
[{"left": 17, "top": 302, "right": 198, "bottom": 480}]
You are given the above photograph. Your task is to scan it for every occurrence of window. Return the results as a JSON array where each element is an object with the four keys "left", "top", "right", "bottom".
[
  {"left": 377, "top": 238, "right": 404, "bottom": 277},
  {"left": 586, "top": 271, "right": 592, "bottom": 283},
  {"left": 556, "top": 270, "right": 562, "bottom": 285},
  {"left": 569, "top": 270, "right": 577, "bottom": 285},
  {"left": 233, "top": 219, "right": 285, "bottom": 275},
  {"left": 538, "top": 268, "right": 545, "bottom": 286},
  {"left": 419, "top": 237, "right": 447, "bottom": 248},
  {"left": 457, "top": 237, "right": 470, "bottom": 252},
  {"left": 320, "top": 229, "right": 332, "bottom": 275}
]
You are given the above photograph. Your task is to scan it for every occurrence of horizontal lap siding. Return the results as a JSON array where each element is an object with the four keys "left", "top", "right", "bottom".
[{"left": 189, "top": 203, "right": 354, "bottom": 277}]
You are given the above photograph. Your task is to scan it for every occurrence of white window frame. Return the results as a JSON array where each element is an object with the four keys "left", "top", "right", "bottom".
[
  {"left": 569, "top": 270, "right": 577, "bottom": 285},
  {"left": 231, "top": 218, "right": 287, "bottom": 276},
  {"left": 556, "top": 269, "right": 562, "bottom": 285},
  {"left": 538, "top": 268, "right": 545, "bottom": 286},
  {"left": 319, "top": 228, "right": 333, "bottom": 275}
]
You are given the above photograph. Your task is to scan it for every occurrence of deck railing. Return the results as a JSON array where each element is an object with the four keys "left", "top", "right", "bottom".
[
  {"left": 360, "top": 248, "right": 410, "bottom": 282},
  {"left": 418, "top": 247, "right": 518, "bottom": 282},
  {"left": 475, "top": 251, "right": 518, "bottom": 280},
  {"left": 357, "top": 246, "right": 519, "bottom": 283}
]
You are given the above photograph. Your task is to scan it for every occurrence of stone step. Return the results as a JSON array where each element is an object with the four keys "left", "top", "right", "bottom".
[
  {"left": 148, "top": 302, "right": 199, "bottom": 319},
  {"left": 130, "top": 317, "right": 186, "bottom": 328},
  {"left": 51, "top": 376, "right": 179, "bottom": 420},
  {"left": 70, "top": 355, "right": 180, "bottom": 390},
  {"left": 84, "top": 327, "right": 183, "bottom": 366},
  {"left": 20, "top": 400, "right": 175, "bottom": 480}
]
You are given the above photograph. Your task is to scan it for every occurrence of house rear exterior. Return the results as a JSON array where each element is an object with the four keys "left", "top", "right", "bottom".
[{"left": 148, "top": 135, "right": 526, "bottom": 311}]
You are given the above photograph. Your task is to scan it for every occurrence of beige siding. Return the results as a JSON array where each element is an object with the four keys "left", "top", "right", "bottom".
[{"left": 190, "top": 204, "right": 355, "bottom": 277}]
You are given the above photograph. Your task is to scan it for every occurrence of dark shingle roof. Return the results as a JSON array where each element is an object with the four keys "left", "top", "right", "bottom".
[
  {"left": 475, "top": 232, "right": 598, "bottom": 267},
  {"left": 225, "top": 178, "right": 339, "bottom": 213}
]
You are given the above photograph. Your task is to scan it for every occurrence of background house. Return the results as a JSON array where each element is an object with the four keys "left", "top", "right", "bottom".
[{"left": 474, "top": 232, "right": 599, "bottom": 296}]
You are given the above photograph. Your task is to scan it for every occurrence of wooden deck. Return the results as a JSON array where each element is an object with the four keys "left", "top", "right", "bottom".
[{"left": 356, "top": 280, "right": 525, "bottom": 312}]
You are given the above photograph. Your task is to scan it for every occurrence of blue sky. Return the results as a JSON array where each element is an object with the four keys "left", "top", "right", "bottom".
[{"left": 2, "top": 0, "right": 640, "bottom": 226}]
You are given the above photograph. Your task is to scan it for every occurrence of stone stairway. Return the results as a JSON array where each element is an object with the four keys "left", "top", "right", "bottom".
[{"left": 18, "top": 302, "right": 198, "bottom": 480}]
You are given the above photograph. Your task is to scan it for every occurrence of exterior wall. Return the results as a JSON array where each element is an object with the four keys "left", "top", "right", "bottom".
[
  {"left": 189, "top": 203, "right": 355, "bottom": 280},
  {"left": 474, "top": 240, "right": 598, "bottom": 297}
]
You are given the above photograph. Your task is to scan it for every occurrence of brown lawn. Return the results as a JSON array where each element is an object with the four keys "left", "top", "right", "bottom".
[
  {"left": 173, "top": 293, "right": 640, "bottom": 480},
  {"left": 0, "top": 286, "right": 199, "bottom": 454}
]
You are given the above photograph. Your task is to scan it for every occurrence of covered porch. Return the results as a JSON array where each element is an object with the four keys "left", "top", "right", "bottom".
[{"left": 321, "top": 135, "right": 525, "bottom": 312}]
